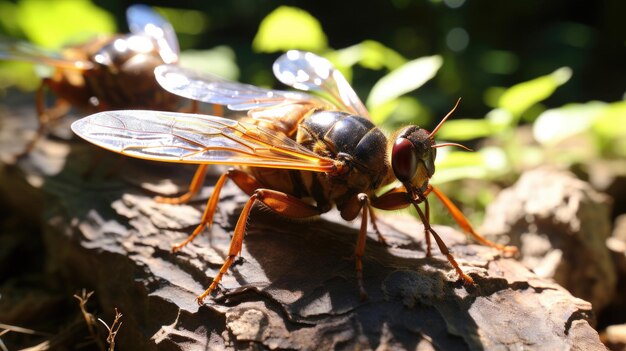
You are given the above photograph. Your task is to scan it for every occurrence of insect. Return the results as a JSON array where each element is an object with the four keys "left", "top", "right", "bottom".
[
  {"left": 0, "top": 4, "right": 181, "bottom": 156},
  {"left": 72, "top": 50, "right": 517, "bottom": 304}
]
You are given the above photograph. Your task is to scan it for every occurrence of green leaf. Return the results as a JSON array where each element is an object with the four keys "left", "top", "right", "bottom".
[
  {"left": 17, "top": 0, "right": 116, "bottom": 49},
  {"left": 479, "top": 146, "right": 509, "bottom": 173},
  {"left": 435, "top": 119, "right": 493, "bottom": 141},
  {"left": 432, "top": 146, "right": 509, "bottom": 184},
  {"left": 593, "top": 101, "right": 626, "bottom": 139},
  {"left": 369, "top": 99, "right": 398, "bottom": 126},
  {"left": 252, "top": 6, "right": 327, "bottom": 53},
  {"left": 435, "top": 149, "right": 483, "bottom": 168},
  {"left": 592, "top": 101, "right": 626, "bottom": 156},
  {"left": 533, "top": 101, "right": 606, "bottom": 145},
  {"left": 153, "top": 7, "right": 208, "bottom": 35},
  {"left": 432, "top": 149, "right": 487, "bottom": 184},
  {"left": 152, "top": 6, "right": 209, "bottom": 50},
  {"left": 484, "top": 86, "right": 505, "bottom": 108},
  {"left": 0, "top": 61, "right": 39, "bottom": 91},
  {"left": 366, "top": 55, "right": 442, "bottom": 109},
  {"left": 324, "top": 40, "right": 407, "bottom": 84},
  {"left": 179, "top": 46, "right": 239, "bottom": 80},
  {"left": 0, "top": 1, "right": 21, "bottom": 37},
  {"left": 485, "top": 108, "right": 515, "bottom": 131},
  {"left": 498, "top": 67, "right": 572, "bottom": 118},
  {"left": 327, "top": 40, "right": 406, "bottom": 71},
  {"left": 369, "top": 96, "right": 427, "bottom": 127}
]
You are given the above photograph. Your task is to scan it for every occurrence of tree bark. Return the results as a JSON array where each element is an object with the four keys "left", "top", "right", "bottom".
[{"left": 0, "top": 98, "right": 607, "bottom": 350}]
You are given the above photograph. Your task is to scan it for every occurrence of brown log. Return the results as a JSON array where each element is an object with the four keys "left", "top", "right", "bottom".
[
  {"left": 481, "top": 167, "right": 616, "bottom": 312},
  {"left": 0, "top": 96, "right": 607, "bottom": 350}
]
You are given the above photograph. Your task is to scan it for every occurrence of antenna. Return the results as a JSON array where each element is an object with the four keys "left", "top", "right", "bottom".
[
  {"left": 428, "top": 97, "right": 461, "bottom": 139},
  {"left": 432, "top": 142, "right": 473, "bottom": 151}
]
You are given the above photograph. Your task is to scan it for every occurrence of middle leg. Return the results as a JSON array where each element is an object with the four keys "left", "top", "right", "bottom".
[
  {"left": 196, "top": 187, "right": 321, "bottom": 304},
  {"left": 340, "top": 193, "right": 379, "bottom": 299}
]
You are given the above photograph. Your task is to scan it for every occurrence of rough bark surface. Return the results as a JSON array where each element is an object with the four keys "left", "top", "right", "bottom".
[
  {"left": 0, "top": 100, "right": 607, "bottom": 350},
  {"left": 481, "top": 167, "right": 616, "bottom": 312}
]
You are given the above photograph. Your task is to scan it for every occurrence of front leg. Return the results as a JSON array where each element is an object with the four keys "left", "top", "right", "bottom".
[
  {"left": 371, "top": 188, "right": 474, "bottom": 285},
  {"left": 412, "top": 195, "right": 474, "bottom": 284},
  {"left": 428, "top": 185, "right": 517, "bottom": 255}
]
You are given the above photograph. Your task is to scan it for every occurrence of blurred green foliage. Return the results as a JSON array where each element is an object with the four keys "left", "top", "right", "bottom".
[
  {"left": 434, "top": 67, "right": 573, "bottom": 183},
  {"left": 178, "top": 46, "right": 240, "bottom": 80},
  {"left": 535, "top": 100, "right": 626, "bottom": 158},
  {"left": 366, "top": 55, "right": 442, "bottom": 123},
  {"left": 15, "top": 0, "right": 115, "bottom": 48},
  {"left": 252, "top": 6, "right": 327, "bottom": 53},
  {"left": 0, "top": 61, "right": 38, "bottom": 90},
  {"left": 0, "top": 0, "right": 116, "bottom": 89},
  {"left": 0, "top": 0, "right": 624, "bottom": 223}
]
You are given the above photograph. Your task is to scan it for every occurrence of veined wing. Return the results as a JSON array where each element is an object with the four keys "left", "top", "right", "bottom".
[
  {"left": 71, "top": 110, "right": 336, "bottom": 172},
  {"left": 0, "top": 38, "right": 93, "bottom": 70},
  {"left": 126, "top": 4, "right": 179, "bottom": 64},
  {"left": 273, "top": 50, "right": 370, "bottom": 119},
  {"left": 154, "top": 64, "right": 332, "bottom": 112}
]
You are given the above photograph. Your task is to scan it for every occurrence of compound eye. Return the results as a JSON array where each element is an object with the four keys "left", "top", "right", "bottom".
[{"left": 391, "top": 138, "right": 418, "bottom": 183}]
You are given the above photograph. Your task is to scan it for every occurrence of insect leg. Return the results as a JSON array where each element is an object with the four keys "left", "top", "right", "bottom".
[
  {"left": 354, "top": 194, "right": 372, "bottom": 300},
  {"left": 372, "top": 189, "right": 432, "bottom": 254},
  {"left": 412, "top": 198, "right": 474, "bottom": 285},
  {"left": 155, "top": 164, "right": 209, "bottom": 205},
  {"left": 423, "top": 195, "right": 432, "bottom": 257},
  {"left": 212, "top": 103, "right": 224, "bottom": 116},
  {"left": 428, "top": 185, "right": 518, "bottom": 255},
  {"left": 171, "top": 168, "right": 262, "bottom": 253},
  {"left": 191, "top": 100, "right": 199, "bottom": 113},
  {"left": 341, "top": 193, "right": 380, "bottom": 299},
  {"left": 367, "top": 205, "right": 387, "bottom": 244},
  {"left": 196, "top": 188, "right": 320, "bottom": 304},
  {"left": 371, "top": 190, "right": 411, "bottom": 211},
  {"left": 372, "top": 189, "right": 471, "bottom": 282},
  {"left": 373, "top": 189, "right": 432, "bottom": 252},
  {"left": 178, "top": 99, "right": 200, "bottom": 114},
  {"left": 16, "top": 79, "right": 70, "bottom": 158}
]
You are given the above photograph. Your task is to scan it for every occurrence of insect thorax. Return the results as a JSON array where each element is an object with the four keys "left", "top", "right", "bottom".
[
  {"left": 84, "top": 35, "right": 178, "bottom": 110},
  {"left": 296, "top": 111, "right": 392, "bottom": 209}
]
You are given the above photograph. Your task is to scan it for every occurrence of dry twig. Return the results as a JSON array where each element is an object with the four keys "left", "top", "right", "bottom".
[
  {"left": 98, "top": 309, "right": 123, "bottom": 351},
  {"left": 74, "top": 289, "right": 106, "bottom": 351}
]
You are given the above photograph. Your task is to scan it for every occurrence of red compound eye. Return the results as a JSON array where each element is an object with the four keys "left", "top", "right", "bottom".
[{"left": 391, "top": 138, "right": 418, "bottom": 183}]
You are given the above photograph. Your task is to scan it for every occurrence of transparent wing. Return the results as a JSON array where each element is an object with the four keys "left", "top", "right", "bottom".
[
  {"left": 126, "top": 4, "right": 179, "bottom": 64},
  {"left": 273, "top": 50, "right": 370, "bottom": 119},
  {"left": 71, "top": 110, "right": 335, "bottom": 172},
  {"left": 154, "top": 64, "right": 330, "bottom": 111},
  {"left": 0, "top": 38, "right": 93, "bottom": 70}
]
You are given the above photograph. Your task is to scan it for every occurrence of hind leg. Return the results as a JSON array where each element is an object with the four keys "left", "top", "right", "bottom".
[{"left": 16, "top": 79, "right": 70, "bottom": 158}]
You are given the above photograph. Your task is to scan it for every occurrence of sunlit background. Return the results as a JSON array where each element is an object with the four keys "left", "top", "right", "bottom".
[
  {"left": 1, "top": 0, "right": 625, "bottom": 218},
  {"left": 1, "top": 0, "right": 626, "bottom": 345}
]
